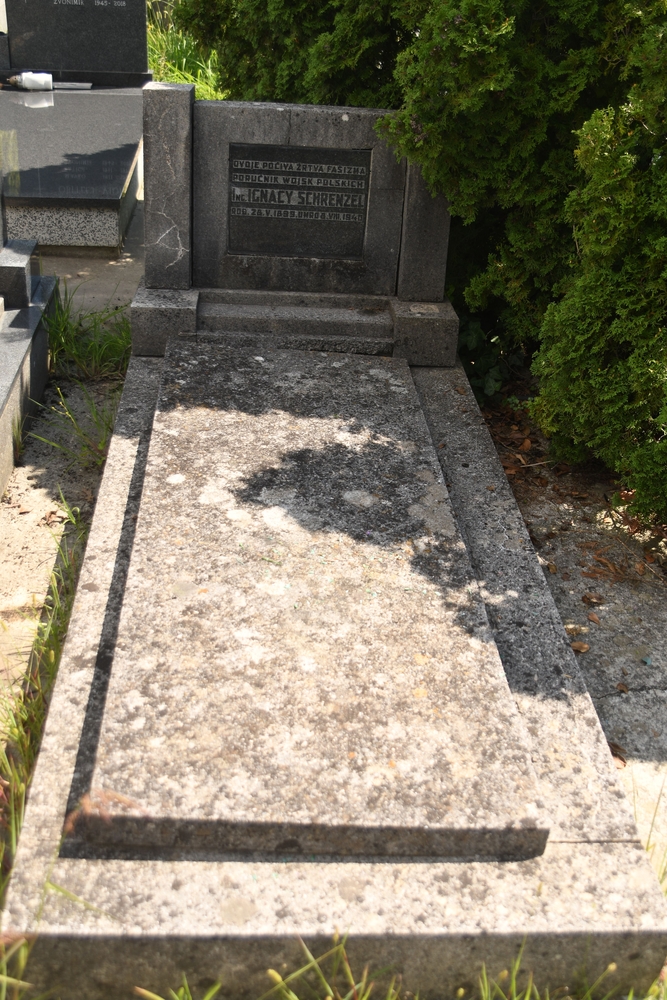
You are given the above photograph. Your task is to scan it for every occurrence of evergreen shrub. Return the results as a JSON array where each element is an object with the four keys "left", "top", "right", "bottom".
[{"left": 173, "top": 0, "right": 667, "bottom": 521}]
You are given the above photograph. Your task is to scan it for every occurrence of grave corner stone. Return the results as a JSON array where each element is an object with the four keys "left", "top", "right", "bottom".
[
  {"left": 144, "top": 83, "right": 195, "bottom": 291},
  {"left": 397, "top": 161, "right": 451, "bottom": 302},
  {"left": 131, "top": 283, "right": 199, "bottom": 356},
  {"left": 0, "top": 239, "right": 36, "bottom": 309},
  {"left": 391, "top": 298, "right": 458, "bottom": 367}
]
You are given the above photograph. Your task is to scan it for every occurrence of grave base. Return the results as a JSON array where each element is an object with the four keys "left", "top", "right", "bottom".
[
  {"left": 4, "top": 353, "right": 666, "bottom": 997},
  {"left": 131, "top": 286, "right": 459, "bottom": 366}
]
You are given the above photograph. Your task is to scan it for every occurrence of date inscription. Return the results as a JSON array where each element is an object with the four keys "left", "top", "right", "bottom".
[{"left": 228, "top": 142, "right": 371, "bottom": 260}]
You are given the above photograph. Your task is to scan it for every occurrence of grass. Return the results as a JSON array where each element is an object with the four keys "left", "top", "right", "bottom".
[
  {"left": 0, "top": 496, "right": 88, "bottom": 896},
  {"left": 135, "top": 938, "right": 667, "bottom": 1000},
  {"left": 45, "top": 280, "right": 131, "bottom": 382},
  {"left": 147, "top": 0, "right": 227, "bottom": 100},
  {"left": 29, "top": 383, "right": 121, "bottom": 470}
]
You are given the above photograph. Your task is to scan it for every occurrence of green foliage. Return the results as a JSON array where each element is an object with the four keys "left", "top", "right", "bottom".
[
  {"left": 172, "top": 0, "right": 409, "bottom": 107},
  {"left": 147, "top": 0, "right": 227, "bottom": 99},
  {"left": 45, "top": 280, "right": 131, "bottom": 381},
  {"left": 531, "top": 4, "right": 667, "bottom": 522}
]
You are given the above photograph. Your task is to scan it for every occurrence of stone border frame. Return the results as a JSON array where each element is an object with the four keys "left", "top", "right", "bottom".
[{"left": 143, "top": 85, "right": 451, "bottom": 301}]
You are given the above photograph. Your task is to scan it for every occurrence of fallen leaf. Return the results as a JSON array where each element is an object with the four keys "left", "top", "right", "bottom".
[
  {"left": 608, "top": 740, "right": 626, "bottom": 762},
  {"left": 616, "top": 682, "right": 629, "bottom": 694},
  {"left": 518, "top": 438, "right": 532, "bottom": 452},
  {"left": 635, "top": 562, "right": 646, "bottom": 576},
  {"left": 18, "top": 507, "right": 31, "bottom": 515},
  {"left": 571, "top": 641, "right": 590, "bottom": 653},
  {"left": 486, "top": 485, "right": 496, "bottom": 492},
  {"left": 565, "top": 624, "right": 589, "bottom": 636},
  {"left": 505, "top": 467, "right": 519, "bottom": 476},
  {"left": 547, "top": 562, "right": 557, "bottom": 574},
  {"left": 588, "top": 612, "right": 601, "bottom": 625},
  {"left": 582, "top": 592, "right": 605, "bottom": 605},
  {"left": 535, "top": 476, "right": 549, "bottom": 487},
  {"left": 644, "top": 551, "right": 656, "bottom": 563},
  {"left": 561, "top": 572, "right": 571, "bottom": 581},
  {"left": 454, "top": 387, "right": 466, "bottom": 395}
]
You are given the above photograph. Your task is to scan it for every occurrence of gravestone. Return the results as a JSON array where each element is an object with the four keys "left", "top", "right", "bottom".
[
  {"left": 4, "top": 84, "right": 667, "bottom": 997},
  {"left": 4, "top": 0, "right": 149, "bottom": 86},
  {"left": 133, "top": 85, "right": 457, "bottom": 365}
]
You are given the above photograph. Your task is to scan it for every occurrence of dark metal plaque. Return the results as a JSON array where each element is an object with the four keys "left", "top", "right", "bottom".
[{"left": 228, "top": 143, "right": 371, "bottom": 259}]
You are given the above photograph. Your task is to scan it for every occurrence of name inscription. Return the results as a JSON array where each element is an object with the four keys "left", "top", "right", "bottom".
[{"left": 228, "top": 143, "right": 372, "bottom": 260}]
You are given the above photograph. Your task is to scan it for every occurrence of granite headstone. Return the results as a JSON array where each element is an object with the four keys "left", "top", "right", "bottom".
[{"left": 4, "top": 0, "right": 149, "bottom": 86}]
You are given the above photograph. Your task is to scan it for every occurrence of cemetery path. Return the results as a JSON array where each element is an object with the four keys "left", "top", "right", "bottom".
[{"left": 483, "top": 396, "right": 667, "bottom": 889}]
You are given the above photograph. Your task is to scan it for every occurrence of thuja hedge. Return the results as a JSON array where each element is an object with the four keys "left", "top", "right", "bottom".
[{"left": 174, "top": 0, "right": 667, "bottom": 521}]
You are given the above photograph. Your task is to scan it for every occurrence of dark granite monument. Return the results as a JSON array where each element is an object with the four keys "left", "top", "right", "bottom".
[
  {"left": 0, "top": 0, "right": 148, "bottom": 250},
  {"left": 4, "top": 0, "right": 150, "bottom": 87},
  {"left": 0, "top": 88, "right": 143, "bottom": 251}
]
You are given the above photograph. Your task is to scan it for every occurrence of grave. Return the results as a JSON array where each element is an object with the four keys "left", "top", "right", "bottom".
[
  {"left": 0, "top": 0, "right": 148, "bottom": 252},
  {"left": 4, "top": 84, "right": 667, "bottom": 998}
]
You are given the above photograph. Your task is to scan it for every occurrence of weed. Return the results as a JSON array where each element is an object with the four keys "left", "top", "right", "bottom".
[
  {"left": 0, "top": 499, "right": 88, "bottom": 895},
  {"left": 45, "top": 280, "right": 131, "bottom": 381},
  {"left": 29, "top": 383, "right": 120, "bottom": 470}
]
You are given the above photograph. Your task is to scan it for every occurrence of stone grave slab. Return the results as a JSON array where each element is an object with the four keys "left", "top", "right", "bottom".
[
  {"left": 4, "top": 0, "right": 149, "bottom": 86},
  {"left": 72, "top": 339, "right": 548, "bottom": 859},
  {"left": 0, "top": 89, "right": 142, "bottom": 250}
]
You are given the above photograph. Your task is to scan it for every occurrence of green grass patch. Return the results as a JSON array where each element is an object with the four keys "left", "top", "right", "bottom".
[
  {"left": 147, "top": 0, "right": 227, "bottom": 100},
  {"left": 45, "top": 280, "right": 131, "bottom": 381}
]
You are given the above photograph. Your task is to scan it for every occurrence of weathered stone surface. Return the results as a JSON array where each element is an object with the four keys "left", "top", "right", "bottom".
[
  {"left": 4, "top": 356, "right": 667, "bottom": 997},
  {"left": 131, "top": 284, "right": 199, "bottom": 356},
  {"left": 144, "top": 83, "right": 194, "bottom": 290},
  {"left": 0, "top": 239, "right": 35, "bottom": 309},
  {"left": 412, "top": 365, "right": 639, "bottom": 843},
  {"left": 391, "top": 299, "right": 458, "bottom": 367},
  {"left": 397, "top": 162, "right": 450, "bottom": 302},
  {"left": 74, "top": 340, "right": 547, "bottom": 858}
]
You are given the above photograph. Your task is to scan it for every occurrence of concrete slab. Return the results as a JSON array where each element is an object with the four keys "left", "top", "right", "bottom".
[
  {"left": 71, "top": 340, "right": 547, "bottom": 860},
  {"left": 4, "top": 356, "right": 667, "bottom": 998}
]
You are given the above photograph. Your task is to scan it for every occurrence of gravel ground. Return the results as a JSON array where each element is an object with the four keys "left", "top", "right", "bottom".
[{"left": 483, "top": 401, "right": 667, "bottom": 887}]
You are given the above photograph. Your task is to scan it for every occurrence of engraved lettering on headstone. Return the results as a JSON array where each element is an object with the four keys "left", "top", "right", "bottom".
[{"left": 228, "top": 143, "right": 372, "bottom": 260}]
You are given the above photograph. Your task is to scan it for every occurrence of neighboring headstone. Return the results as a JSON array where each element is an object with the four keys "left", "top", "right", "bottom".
[
  {"left": 0, "top": 33, "right": 9, "bottom": 72},
  {"left": 0, "top": 89, "right": 143, "bottom": 251},
  {"left": 4, "top": 0, "right": 150, "bottom": 87}
]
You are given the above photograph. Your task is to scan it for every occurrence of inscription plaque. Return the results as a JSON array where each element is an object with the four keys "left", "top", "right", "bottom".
[{"left": 228, "top": 143, "right": 372, "bottom": 260}]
